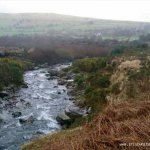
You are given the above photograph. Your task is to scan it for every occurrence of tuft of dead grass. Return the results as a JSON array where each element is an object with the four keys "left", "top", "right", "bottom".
[{"left": 22, "top": 100, "right": 150, "bottom": 150}]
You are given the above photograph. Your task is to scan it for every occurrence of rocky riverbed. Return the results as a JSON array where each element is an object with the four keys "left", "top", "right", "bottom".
[{"left": 0, "top": 63, "right": 86, "bottom": 150}]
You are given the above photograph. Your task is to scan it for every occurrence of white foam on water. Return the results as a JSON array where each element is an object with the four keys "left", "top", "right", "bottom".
[
  {"left": 47, "top": 121, "right": 60, "bottom": 129},
  {"left": 36, "top": 104, "right": 50, "bottom": 110},
  {"left": 18, "top": 113, "right": 33, "bottom": 119},
  {"left": 38, "top": 73, "right": 46, "bottom": 78},
  {"left": 37, "top": 111, "right": 57, "bottom": 123},
  {"left": 17, "top": 121, "right": 21, "bottom": 127},
  {"left": 45, "top": 90, "right": 56, "bottom": 94}
]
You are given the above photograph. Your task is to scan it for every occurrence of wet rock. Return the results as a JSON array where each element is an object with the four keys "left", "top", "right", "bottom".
[
  {"left": 25, "top": 102, "right": 31, "bottom": 107},
  {"left": 57, "top": 79, "right": 67, "bottom": 85},
  {"left": 67, "top": 89, "right": 76, "bottom": 96},
  {"left": 53, "top": 85, "right": 58, "bottom": 88},
  {"left": 12, "top": 111, "right": 22, "bottom": 118},
  {"left": 65, "top": 106, "right": 85, "bottom": 119},
  {"left": 20, "top": 99, "right": 25, "bottom": 103},
  {"left": 69, "top": 97, "right": 75, "bottom": 101},
  {"left": 4, "top": 84, "right": 15, "bottom": 92},
  {"left": 16, "top": 102, "right": 22, "bottom": 108},
  {"left": 66, "top": 82, "right": 75, "bottom": 88},
  {"left": 0, "top": 117, "right": 3, "bottom": 124},
  {"left": 56, "top": 113, "right": 72, "bottom": 126},
  {"left": 36, "top": 130, "right": 45, "bottom": 135},
  {"left": 0, "top": 91, "right": 9, "bottom": 98},
  {"left": 40, "top": 71, "right": 46, "bottom": 73},
  {"left": 22, "top": 83, "right": 28, "bottom": 88},
  {"left": 47, "top": 77, "right": 51, "bottom": 80},
  {"left": 87, "top": 107, "right": 92, "bottom": 114},
  {"left": 0, "top": 145, "right": 6, "bottom": 150},
  {"left": 57, "top": 91, "right": 61, "bottom": 94},
  {"left": 63, "top": 89, "right": 66, "bottom": 92},
  {"left": 19, "top": 115, "right": 35, "bottom": 124},
  {"left": 48, "top": 69, "right": 59, "bottom": 77}
]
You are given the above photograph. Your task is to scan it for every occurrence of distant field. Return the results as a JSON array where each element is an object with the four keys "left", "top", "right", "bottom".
[{"left": 0, "top": 13, "right": 150, "bottom": 40}]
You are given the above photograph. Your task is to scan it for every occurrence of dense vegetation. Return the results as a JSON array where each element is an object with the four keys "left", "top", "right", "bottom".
[
  {"left": 0, "top": 58, "right": 32, "bottom": 91},
  {"left": 72, "top": 57, "right": 112, "bottom": 111}
]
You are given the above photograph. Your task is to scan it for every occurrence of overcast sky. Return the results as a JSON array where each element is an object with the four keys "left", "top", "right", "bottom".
[{"left": 0, "top": 0, "right": 150, "bottom": 22}]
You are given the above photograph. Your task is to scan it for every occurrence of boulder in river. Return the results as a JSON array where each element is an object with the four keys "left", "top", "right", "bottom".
[
  {"left": 56, "top": 112, "right": 72, "bottom": 126},
  {"left": 48, "top": 69, "right": 59, "bottom": 77},
  {"left": 57, "top": 79, "right": 67, "bottom": 85},
  {"left": 0, "top": 91, "right": 9, "bottom": 98},
  {"left": 22, "top": 83, "right": 28, "bottom": 88},
  {"left": 65, "top": 106, "right": 87, "bottom": 120},
  {"left": 25, "top": 102, "right": 32, "bottom": 107},
  {"left": 57, "top": 91, "right": 61, "bottom": 95},
  {"left": 67, "top": 88, "right": 76, "bottom": 96},
  {"left": 12, "top": 111, "right": 22, "bottom": 118},
  {"left": 53, "top": 85, "right": 58, "bottom": 88},
  {"left": 19, "top": 115, "right": 35, "bottom": 124}
]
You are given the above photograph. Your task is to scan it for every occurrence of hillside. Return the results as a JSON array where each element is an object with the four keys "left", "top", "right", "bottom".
[{"left": 0, "top": 13, "right": 150, "bottom": 40}]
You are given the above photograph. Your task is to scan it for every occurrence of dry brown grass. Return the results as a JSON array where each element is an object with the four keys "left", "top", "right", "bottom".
[{"left": 22, "top": 100, "right": 150, "bottom": 150}]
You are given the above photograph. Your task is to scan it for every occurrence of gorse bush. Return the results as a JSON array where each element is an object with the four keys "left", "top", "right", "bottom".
[
  {"left": 72, "top": 57, "right": 107, "bottom": 73},
  {"left": 73, "top": 57, "right": 112, "bottom": 111},
  {"left": 0, "top": 58, "right": 28, "bottom": 91}
]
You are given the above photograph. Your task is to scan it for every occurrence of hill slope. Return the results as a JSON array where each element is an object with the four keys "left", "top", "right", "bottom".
[{"left": 0, "top": 13, "right": 150, "bottom": 40}]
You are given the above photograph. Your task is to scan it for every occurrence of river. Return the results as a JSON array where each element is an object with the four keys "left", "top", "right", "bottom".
[{"left": 0, "top": 64, "right": 74, "bottom": 150}]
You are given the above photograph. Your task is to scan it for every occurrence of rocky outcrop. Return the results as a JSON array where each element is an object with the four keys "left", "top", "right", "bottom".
[
  {"left": 0, "top": 91, "right": 9, "bottom": 98},
  {"left": 56, "top": 113, "right": 72, "bottom": 126},
  {"left": 56, "top": 106, "right": 88, "bottom": 127},
  {"left": 65, "top": 106, "right": 87, "bottom": 119}
]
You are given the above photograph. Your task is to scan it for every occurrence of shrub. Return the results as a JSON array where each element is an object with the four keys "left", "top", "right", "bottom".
[
  {"left": 111, "top": 46, "right": 125, "bottom": 55},
  {"left": 74, "top": 75, "right": 84, "bottom": 88},
  {"left": 111, "top": 82, "right": 120, "bottom": 94},
  {"left": 72, "top": 57, "right": 109, "bottom": 73},
  {"left": 98, "top": 75, "right": 110, "bottom": 88},
  {"left": 0, "top": 58, "right": 26, "bottom": 91}
]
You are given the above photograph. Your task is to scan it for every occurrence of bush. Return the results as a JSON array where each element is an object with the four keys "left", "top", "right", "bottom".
[
  {"left": 0, "top": 58, "right": 26, "bottom": 91},
  {"left": 85, "top": 88, "right": 108, "bottom": 108},
  {"left": 111, "top": 82, "right": 120, "bottom": 94},
  {"left": 98, "top": 75, "right": 110, "bottom": 88},
  {"left": 73, "top": 57, "right": 108, "bottom": 73},
  {"left": 74, "top": 75, "right": 84, "bottom": 88},
  {"left": 111, "top": 46, "right": 125, "bottom": 55}
]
